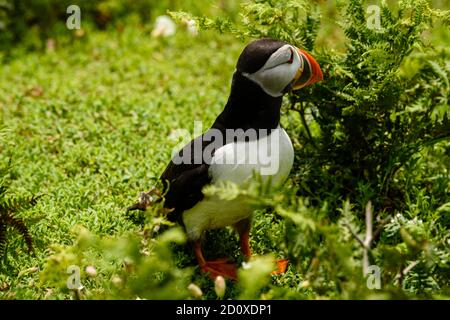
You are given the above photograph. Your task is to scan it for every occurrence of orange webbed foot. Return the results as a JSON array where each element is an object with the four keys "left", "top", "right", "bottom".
[
  {"left": 271, "top": 259, "right": 289, "bottom": 275},
  {"left": 200, "top": 259, "right": 238, "bottom": 281}
]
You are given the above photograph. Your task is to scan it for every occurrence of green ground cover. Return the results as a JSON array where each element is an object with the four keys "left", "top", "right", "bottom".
[{"left": 0, "top": 0, "right": 449, "bottom": 299}]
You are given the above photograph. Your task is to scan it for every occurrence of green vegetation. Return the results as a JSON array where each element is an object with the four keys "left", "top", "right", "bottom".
[{"left": 0, "top": 0, "right": 449, "bottom": 299}]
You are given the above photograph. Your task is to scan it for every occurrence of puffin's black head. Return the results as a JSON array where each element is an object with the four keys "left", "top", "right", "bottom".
[{"left": 236, "top": 38, "right": 323, "bottom": 97}]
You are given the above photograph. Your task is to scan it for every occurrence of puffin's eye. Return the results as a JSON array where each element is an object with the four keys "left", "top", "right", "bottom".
[{"left": 287, "top": 48, "right": 294, "bottom": 64}]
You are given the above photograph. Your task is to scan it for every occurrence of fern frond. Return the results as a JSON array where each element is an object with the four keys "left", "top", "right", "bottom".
[
  {"left": 0, "top": 218, "right": 6, "bottom": 257},
  {"left": 2, "top": 212, "right": 33, "bottom": 253}
]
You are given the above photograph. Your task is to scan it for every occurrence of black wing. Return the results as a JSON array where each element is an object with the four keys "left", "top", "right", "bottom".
[{"left": 161, "top": 131, "right": 219, "bottom": 223}]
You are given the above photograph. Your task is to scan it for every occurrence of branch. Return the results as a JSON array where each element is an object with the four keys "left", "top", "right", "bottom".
[
  {"left": 299, "top": 105, "right": 316, "bottom": 147},
  {"left": 289, "top": 100, "right": 316, "bottom": 148},
  {"left": 362, "top": 201, "right": 373, "bottom": 276},
  {"left": 343, "top": 221, "right": 366, "bottom": 248},
  {"left": 127, "top": 187, "right": 162, "bottom": 212},
  {"left": 343, "top": 201, "right": 375, "bottom": 276},
  {"left": 373, "top": 216, "right": 391, "bottom": 240},
  {"left": 394, "top": 261, "right": 419, "bottom": 285}
]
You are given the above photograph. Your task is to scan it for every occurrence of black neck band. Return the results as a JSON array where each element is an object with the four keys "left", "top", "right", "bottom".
[{"left": 212, "top": 72, "right": 282, "bottom": 132}]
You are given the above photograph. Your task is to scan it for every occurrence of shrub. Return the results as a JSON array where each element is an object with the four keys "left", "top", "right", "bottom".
[
  {"left": 172, "top": 0, "right": 450, "bottom": 298},
  {"left": 10, "top": 0, "right": 448, "bottom": 299}
]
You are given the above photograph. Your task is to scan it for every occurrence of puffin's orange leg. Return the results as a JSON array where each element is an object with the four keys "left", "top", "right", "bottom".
[
  {"left": 272, "top": 259, "right": 289, "bottom": 274},
  {"left": 240, "top": 231, "right": 252, "bottom": 258},
  {"left": 235, "top": 218, "right": 252, "bottom": 258},
  {"left": 235, "top": 218, "right": 288, "bottom": 275},
  {"left": 239, "top": 229, "right": 288, "bottom": 274},
  {"left": 194, "top": 240, "right": 237, "bottom": 280}
]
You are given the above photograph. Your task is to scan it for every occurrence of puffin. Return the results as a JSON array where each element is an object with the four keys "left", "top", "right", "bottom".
[{"left": 129, "top": 38, "right": 323, "bottom": 280}]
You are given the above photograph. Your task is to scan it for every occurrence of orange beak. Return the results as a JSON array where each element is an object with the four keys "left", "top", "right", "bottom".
[{"left": 292, "top": 48, "right": 323, "bottom": 90}]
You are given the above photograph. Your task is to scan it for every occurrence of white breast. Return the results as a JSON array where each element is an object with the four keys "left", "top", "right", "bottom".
[
  {"left": 182, "top": 126, "right": 294, "bottom": 240},
  {"left": 209, "top": 126, "right": 294, "bottom": 187}
]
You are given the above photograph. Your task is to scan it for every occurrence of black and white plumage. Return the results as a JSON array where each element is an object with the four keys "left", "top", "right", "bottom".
[{"left": 131, "top": 38, "right": 323, "bottom": 280}]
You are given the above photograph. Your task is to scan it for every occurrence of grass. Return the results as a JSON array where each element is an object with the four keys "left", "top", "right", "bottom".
[
  {"left": 0, "top": 24, "right": 262, "bottom": 298},
  {"left": 1, "top": 20, "right": 304, "bottom": 299},
  {"left": 1, "top": 0, "right": 449, "bottom": 300}
]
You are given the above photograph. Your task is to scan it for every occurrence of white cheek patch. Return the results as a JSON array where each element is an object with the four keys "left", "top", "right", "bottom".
[
  {"left": 250, "top": 64, "right": 294, "bottom": 96},
  {"left": 242, "top": 45, "right": 301, "bottom": 97},
  {"left": 262, "top": 45, "right": 292, "bottom": 70}
]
